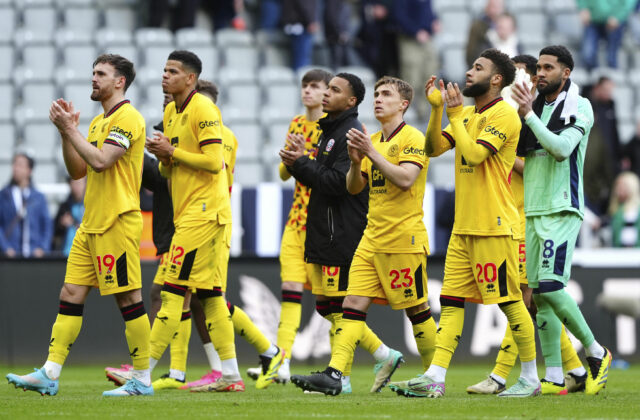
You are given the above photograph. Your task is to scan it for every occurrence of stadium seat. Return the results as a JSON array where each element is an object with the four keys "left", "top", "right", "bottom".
[
  {"left": 233, "top": 161, "right": 265, "bottom": 186},
  {"left": 0, "top": 84, "right": 14, "bottom": 121},
  {"left": 135, "top": 28, "right": 174, "bottom": 47},
  {"left": 441, "top": 48, "right": 467, "bottom": 83},
  {"left": 138, "top": 45, "right": 175, "bottom": 85},
  {"left": 176, "top": 27, "right": 214, "bottom": 48},
  {"left": 0, "top": 7, "right": 16, "bottom": 43},
  {"left": 138, "top": 103, "right": 163, "bottom": 130},
  {"left": 56, "top": 0, "right": 97, "bottom": 6},
  {"left": 54, "top": 27, "right": 94, "bottom": 47},
  {"left": 0, "top": 123, "right": 16, "bottom": 150},
  {"left": 103, "top": 7, "right": 136, "bottom": 32},
  {"left": 507, "top": 0, "right": 542, "bottom": 13},
  {"left": 32, "top": 161, "right": 61, "bottom": 184},
  {"left": 569, "top": 68, "right": 589, "bottom": 87},
  {"left": 0, "top": 45, "right": 15, "bottom": 82},
  {"left": 336, "top": 66, "right": 376, "bottom": 86},
  {"left": 15, "top": 82, "right": 58, "bottom": 125},
  {"left": 13, "top": 45, "right": 57, "bottom": 85},
  {"left": 188, "top": 46, "right": 218, "bottom": 81},
  {"left": 260, "top": 107, "right": 298, "bottom": 127},
  {"left": 613, "top": 86, "right": 634, "bottom": 121},
  {"left": 218, "top": 66, "right": 256, "bottom": 85},
  {"left": 124, "top": 84, "right": 141, "bottom": 108},
  {"left": 264, "top": 83, "right": 300, "bottom": 116},
  {"left": 102, "top": 45, "right": 138, "bottom": 64},
  {"left": 551, "top": 13, "right": 583, "bottom": 44},
  {"left": 516, "top": 12, "right": 547, "bottom": 43},
  {"left": 95, "top": 28, "right": 134, "bottom": 49},
  {"left": 267, "top": 122, "right": 290, "bottom": 146},
  {"left": 220, "top": 106, "right": 258, "bottom": 125},
  {"left": 618, "top": 121, "right": 635, "bottom": 143},
  {"left": 439, "top": 11, "right": 471, "bottom": 47},
  {"left": 428, "top": 158, "right": 456, "bottom": 189},
  {"left": 19, "top": 0, "right": 55, "bottom": 6},
  {"left": 57, "top": 45, "right": 98, "bottom": 83},
  {"left": 591, "top": 67, "right": 627, "bottom": 85},
  {"left": 228, "top": 122, "right": 262, "bottom": 160},
  {"left": 359, "top": 85, "right": 375, "bottom": 120},
  {"left": 62, "top": 83, "right": 100, "bottom": 122},
  {"left": 432, "top": 0, "right": 466, "bottom": 14},
  {"left": 224, "top": 84, "right": 261, "bottom": 115},
  {"left": 222, "top": 45, "right": 260, "bottom": 69},
  {"left": 258, "top": 66, "right": 296, "bottom": 86},
  {"left": 546, "top": 0, "right": 578, "bottom": 13},
  {"left": 295, "top": 65, "right": 332, "bottom": 84},
  {"left": 144, "top": 84, "right": 166, "bottom": 109},
  {"left": 15, "top": 7, "right": 58, "bottom": 46},
  {"left": 61, "top": 7, "right": 99, "bottom": 32},
  {"left": 215, "top": 28, "right": 253, "bottom": 47},
  {"left": 22, "top": 122, "right": 59, "bottom": 161},
  {"left": 263, "top": 45, "right": 291, "bottom": 67}
]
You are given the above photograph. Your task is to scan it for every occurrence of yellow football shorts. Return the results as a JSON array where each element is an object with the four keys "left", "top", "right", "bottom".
[
  {"left": 442, "top": 233, "right": 521, "bottom": 305},
  {"left": 65, "top": 211, "right": 142, "bottom": 296},
  {"left": 164, "top": 220, "right": 227, "bottom": 290},
  {"left": 348, "top": 247, "right": 428, "bottom": 310},
  {"left": 214, "top": 223, "right": 232, "bottom": 293},
  {"left": 310, "top": 263, "right": 348, "bottom": 297},
  {"left": 279, "top": 225, "right": 313, "bottom": 289},
  {"left": 152, "top": 252, "right": 170, "bottom": 286}
]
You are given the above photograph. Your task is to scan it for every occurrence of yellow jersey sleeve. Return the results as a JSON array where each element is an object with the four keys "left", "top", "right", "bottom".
[
  {"left": 475, "top": 105, "right": 521, "bottom": 155},
  {"left": 222, "top": 125, "right": 238, "bottom": 193},
  {"left": 193, "top": 95, "right": 223, "bottom": 148}
]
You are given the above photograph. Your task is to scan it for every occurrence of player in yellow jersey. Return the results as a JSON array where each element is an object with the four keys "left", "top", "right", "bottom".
[
  {"left": 7, "top": 54, "right": 152, "bottom": 397},
  {"left": 467, "top": 55, "right": 588, "bottom": 395},
  {"left": 291, "top": 76, "right": 436, "bottom": 395},
  {"left": 390, "top": 48, "right": 541, "bottom": 398},
  {"left": 145, "top": 50, "right": 245, "bottom": 392}
]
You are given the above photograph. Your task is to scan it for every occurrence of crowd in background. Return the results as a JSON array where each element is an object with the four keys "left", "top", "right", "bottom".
[{"left": 2, "top": 0, "right": 640, "bottom": 258}]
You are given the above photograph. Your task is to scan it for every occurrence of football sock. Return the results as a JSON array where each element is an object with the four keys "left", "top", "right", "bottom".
[
  {"left": 341, "top": 375, "right": 350, "bottom": 388},
  {"left": 545, "top": 366, "right": 564, "bottom": 384},
  {"left": 149, "top": 358, "right": 158, "bottom": 370},
  {"left": 120, "top": 301, "right": 151, "bottom": 373},
  {"left": 533, "top": 293, "right": 563, "bottom": 368},
  {"left": 199, "top": 289, "right": 236, "bottom": 362},
  {"left": 277, "top": 291, "right": 302, "bottom": 359},
  {"left": 543, "top": 288, "right": 600, "bottom": 356},
  {"left": 220, "top": 358, "right": 241, "bottom": 381},
  {"left": 328, "top": 308, "right": 366, "bottom": 373},
  {"left": 409, "top": 309, "right": 437, "bottom": 371},
  {"left": 493, "top": 324, "right": 517, "bottom": 380},
  {"left": 359, "top": 324, "right": 384, "bottom": 356},
  {"left": 560, "top": 326, "right": 584, "bottom": 372},
  {"left": 169, "top": 369, "right": 185, "bottom": 382},
  {"left": 431, "top": 296, "right": 465, "bottom": 371},
  {"left": 169, "top": 310, "right": 191, "bottom": 374},
  {"left": 43, "top": 361, "right": 62, "bottom": 381},
  {"left": 499, "top": 300, "right": 536, "bottom": 363},
  {"left": 228, "top": 302, "right": 271, "bottom": 355},
  {"left": 586, "top": 341, "right": 605, "bottom": 359},
  {"left": 150, "top": 283, "right": 187, "bottom": 361},
  {"left": 372, "top": 343, "right": 390, "bottom": 362},
  {"left": 490, "top": 373, "right": 506, "bottom": 386},
  {"left": 46, "top": 301, "right": 84, "bottom": 374},
  {"left": 425, "top": 364, "right": 447, "bottom": 383},
  {"left": 203, "top": 342, "right": 222, "bottom": 372}
]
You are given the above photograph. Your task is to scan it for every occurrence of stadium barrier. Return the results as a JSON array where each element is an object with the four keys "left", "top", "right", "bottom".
[{"left": 2, "top": 251, "right": 639, "bottom": 366}]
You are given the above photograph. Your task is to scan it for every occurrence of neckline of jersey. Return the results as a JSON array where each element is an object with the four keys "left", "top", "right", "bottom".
[
  {"left": 177, "top": 90, "right": 197, "bottom": 113},
  {"left": 380, "top": 121, "right": 406, "bottom": 142},
  {"left": 475, "top": 96, "right": 503, "bottom": 114},
  {"left": 104, "top": 99, "right": 130, "bottom": 118}
]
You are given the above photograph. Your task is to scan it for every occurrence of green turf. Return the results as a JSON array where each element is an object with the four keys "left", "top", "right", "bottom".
[{"left": 1, "top": 363, "right": 636, "bottom": 419}]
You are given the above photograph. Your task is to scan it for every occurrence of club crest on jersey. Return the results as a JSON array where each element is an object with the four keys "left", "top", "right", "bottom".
[
  {"left": 101, "top": 122, "right": 109, "bottom": 133},
  {"left": 477, "top": 116, "right": 487, "bottom": 130},
  {"left": 388, "top": 144, "right": 399, "bottom": 157},
  {"left": 182, "top": 114, "right": 189, "bottom": 125},
  {"left": 325, "top": 139, "right": 335, "bottom": 152}
]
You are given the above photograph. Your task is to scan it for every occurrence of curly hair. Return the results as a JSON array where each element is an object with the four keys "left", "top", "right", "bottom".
[
  {"left": 539, "top": 45, "right": 574, "bottom": 71},
  {"left": 480, "top": 48, "right": 516, "bottom": 88}
]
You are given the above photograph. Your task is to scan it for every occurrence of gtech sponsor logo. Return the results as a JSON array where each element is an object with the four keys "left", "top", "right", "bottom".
[
  {"left": 199, "top": 120, "right": 220, "bottom": 129},
  {"left": 484, "top": 125, "right": 506, "bottom": 141},
  {"left": 403, "top": 146, "right": 425, "bottom": 155},
  {"left": 111, "top": 126, "right": 133, "bottom": 139}
]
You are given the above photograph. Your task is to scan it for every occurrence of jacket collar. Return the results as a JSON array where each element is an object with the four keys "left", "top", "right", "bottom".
[{"left": 318, "top": 107, "right": 359, "bottom": 133}]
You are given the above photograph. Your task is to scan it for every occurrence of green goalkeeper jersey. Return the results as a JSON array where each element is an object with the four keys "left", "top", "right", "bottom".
[{"left": 523, "top": 96, "right": 594, "bottom": 219}]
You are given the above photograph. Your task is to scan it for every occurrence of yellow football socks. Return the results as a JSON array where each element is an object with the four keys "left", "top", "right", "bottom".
[
  {"left": 47, "top": 301, "right": 84, "bottom": 366},
  {"left": 277, "top": 291, "right": 303, "bottom": 359},
  {"left": 432, "top": 297, "right": 465, "bottom": 369},
  {"left": 149, "top": 283, "right": 187, "bottom": 361},
  {"left": 228, "top": 303, "right": 271, "bottom": 354},
  {"left": 409, "top": 309, "right": 437, "bottom": 371},
  {"left": 169, "top": 310, "right": 191, "bottom": 373}
]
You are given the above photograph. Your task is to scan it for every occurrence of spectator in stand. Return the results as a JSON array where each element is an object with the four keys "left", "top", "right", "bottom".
[
  {"left": 203, "top": 0, "right": 247, "bottom": 31},
  {"left": 466, "top": 0, "right": 505, "bottom": 68},
  {"left": 622, "top": 121, "right": 640, "bottom": 177},
  {"left": 394, "top": 0, "right": 440, "bottom": 118},
  {"left": 282, "top": 0, "right": 319, "bottom": 70},
  {"left": 0, "top": 151, "right": 53, "bottom": 258},
  {"left": 485, "top": 13, "right": 521, "bottom": 58},
  {"left": 53, "top": 177, "right": 86, "bottom": 256},
  {"left": 260, "top": 0, "right": 282, "bottom": 31},
  {"left": 324, "top": 0, "right": 353, "bottom": 68},
  {"left": 578, "top": 0, "right": 637, "bottom": 70},
  {"left": 146, "top": 0, "right": 245, "bottom": 32},
  {"left": 583, "top": 76, "right": 621, "bottom": 216},
  {"left": 608, "top": 171, "right": 640, "bottom": 247},
  {"left": 357, "top": 0, "right": 398, "bottom": 78}
]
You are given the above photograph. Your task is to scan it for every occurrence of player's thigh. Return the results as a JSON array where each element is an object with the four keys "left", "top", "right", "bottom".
[
  {"left": 375, "top": 252, "right": 428, "bottom": 310},
  {"left": 347, "top": 248, "right": 385, "bottom": 300},
  {"left": 468, "top": 235, "right": 521, "bottom": 305},
  {"left": 65, "top": 227, "right": 99, "bottom": 288},
  {"left": 88, "top": 212, "right": 143, "bottom": 296},
  {"left": 530, "top": 213, "right": 581, "bottom": 285},
  {"left": 152, "top": 252, "right": 170, "bottom": 286},
  {"left": 164, "top": 221, "right": 223, "bottom": 289},
  {"left": 442, "top": 234, "right": 479, "bottom": 301},
  {"left": 279, "top": 226, "right": 309, "bottom": 284},
  {"left": 214, "top": 224, "right": 232, "bottom": 293}
]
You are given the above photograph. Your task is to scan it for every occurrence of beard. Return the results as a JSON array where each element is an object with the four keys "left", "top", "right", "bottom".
[
  {"left": 462, "top": 79, "right": 490, "bottom": 97},
  {"left": 537, "top": 78, "right": 562, "bottom": 96},
  {"left": 90, "top": 88, "right": 104, "bottom": 102}
]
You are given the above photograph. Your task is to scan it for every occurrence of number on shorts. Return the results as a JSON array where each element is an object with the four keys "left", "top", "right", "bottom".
[
  {"left": 543, "top": 240, "right": 555, "bottom": 259},
  {"left": 475, "top": 262, "right": 497, "bottom": 283},
  {"left": 323, "top": 266, "right": 339, "bottom": 277},
  {"left": 96, "top": 254, "right": 115, "bottom": 274},
  {"left": 170, "top": 245, "right": 184, "bottom": 265},
  {"left": 390, "top": 268, "right": 414, "bottom": 289},
  {"left": 518, "top": 243, "right": 526, "bottom": 263}
]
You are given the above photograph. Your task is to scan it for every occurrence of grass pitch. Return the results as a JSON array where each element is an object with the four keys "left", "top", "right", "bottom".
[{"left": 1, "top": 363, "right": 637, "bottom": 419}]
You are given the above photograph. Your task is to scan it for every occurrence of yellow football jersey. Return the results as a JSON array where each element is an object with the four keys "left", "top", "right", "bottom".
[
  {"left": 442, "top": 98, "right": 521, "bottom": 237},
  {"left": 222, "top": 125, "right": 238, "bottom": 193},
  {"left": 163, "top": 90, "right": 231, "bottom": 226},
  {"left": 359, "top": 122, "right": 430, "bottom": 253},
  {"left": 83, "top": 100, "right": 145, "bottom": 234},
  {"left": 279, "top": 114, "right": 323, "bottom": 231}
]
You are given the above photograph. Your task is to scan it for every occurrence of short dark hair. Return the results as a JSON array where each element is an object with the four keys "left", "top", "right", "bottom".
[
  {"left": 511, "top": 54, "right": 538, "bottom": 77},
  {"left": 168, "top": 50, "right": 202, "bottom": 77},
  {"left": 302, "top": 69, "right": 333, "bottom": 86},
  {"left": 480, "top": 48, "right": 516, "bottom": 88},
  {"left": 93, "top": 54, "right": 136, "bottom": 92},
  {"left": 196, "top": 79, "right": 219, "bottom": 103},
  {"left": 539, "top": 45, "right": 574, "bottom": 71},
  {"left": 335, "top": 72, "right": 365, "bottom": 106}
]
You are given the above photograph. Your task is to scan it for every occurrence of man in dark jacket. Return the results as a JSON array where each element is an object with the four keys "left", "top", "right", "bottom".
[{"left": 280, "top": 73, "right": 399, "bottom": 393}]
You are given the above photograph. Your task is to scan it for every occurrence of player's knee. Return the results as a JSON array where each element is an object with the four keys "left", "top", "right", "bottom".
[
  {"left": 405, "top": 301, "right": 429, "bottom": 317},
  {"left": 342, "top": 295, "right": 371, "bottom": 312},
  {"left": 282, "top": 281, "right": 304, "bottom": 293},
  {"left": 59, "top": 283, "right": 90, "bottom": 304}
]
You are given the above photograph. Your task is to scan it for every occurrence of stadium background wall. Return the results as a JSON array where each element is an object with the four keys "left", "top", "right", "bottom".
[{"left": 1, "top": 257, "right": 639, "bottom": 366}]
